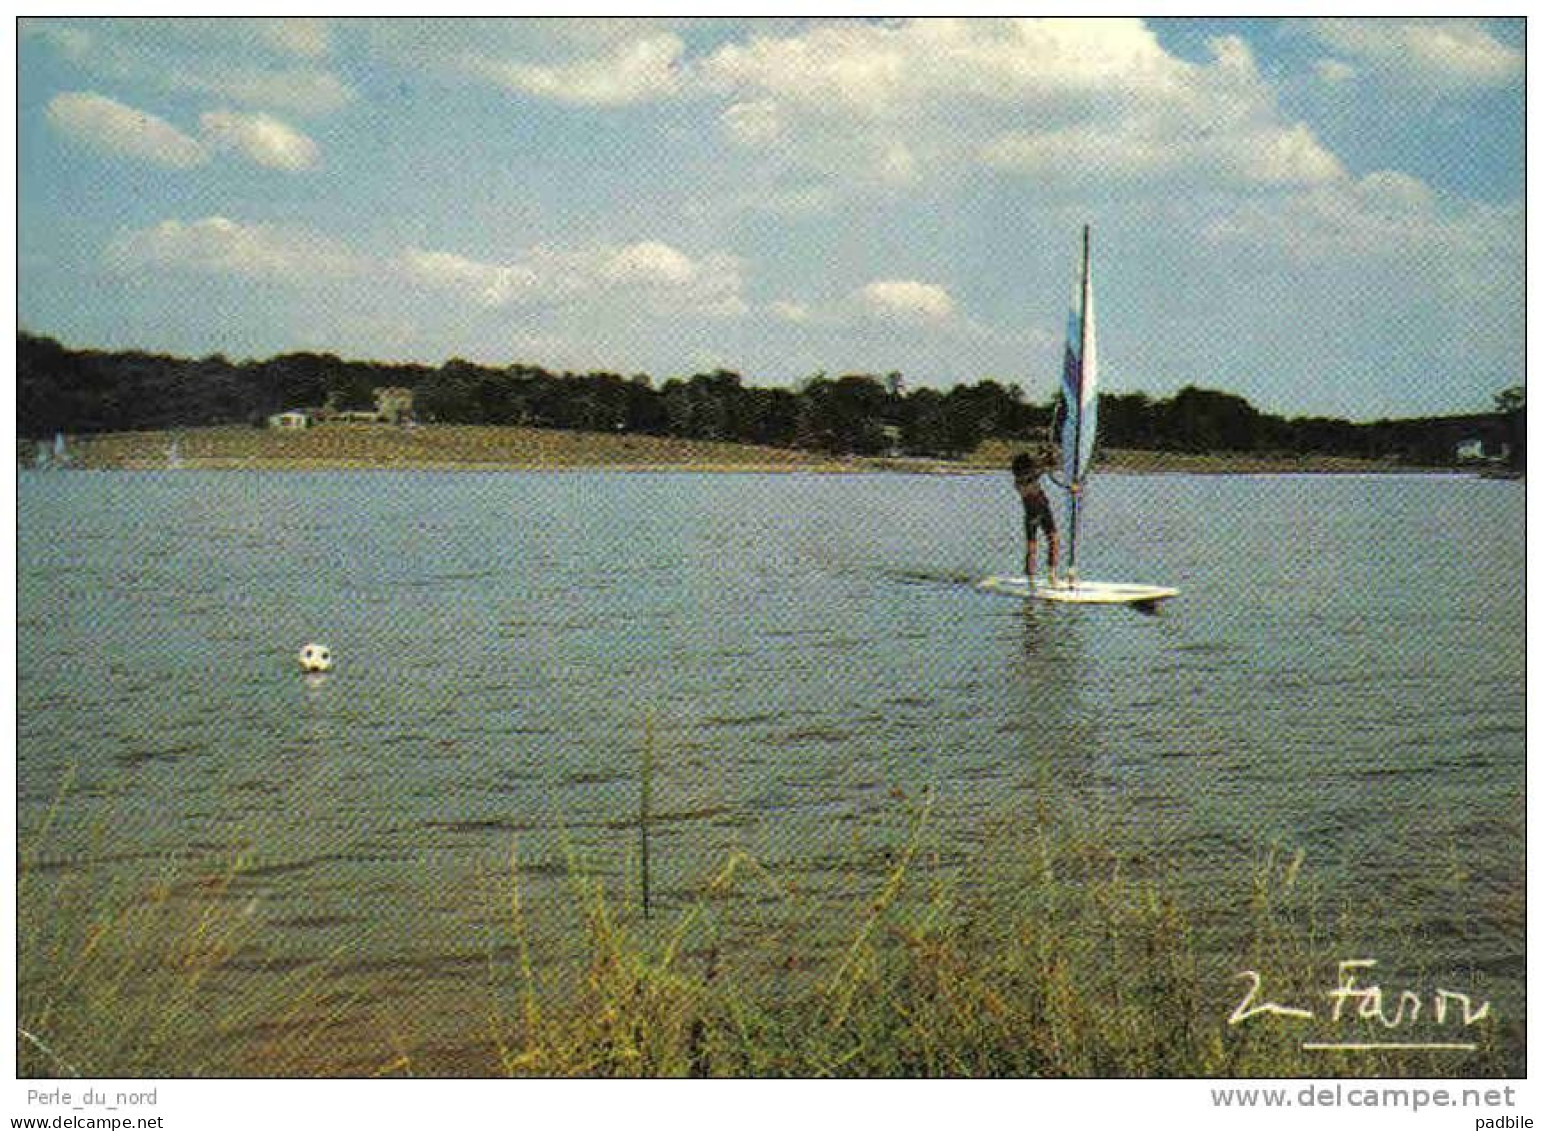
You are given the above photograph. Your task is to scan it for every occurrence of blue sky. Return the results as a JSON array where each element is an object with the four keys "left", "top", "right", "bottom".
[{"left": 16, "top": 17, "right": 1525, "bottom": 419}]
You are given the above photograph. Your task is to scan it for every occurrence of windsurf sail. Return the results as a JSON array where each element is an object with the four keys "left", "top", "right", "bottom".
[
  {"left": 1057, "top": 226, "right": 1097, "bottom": 578},
  {"left": 985, "top": 226, "right": 1176, "bottom": 606}
]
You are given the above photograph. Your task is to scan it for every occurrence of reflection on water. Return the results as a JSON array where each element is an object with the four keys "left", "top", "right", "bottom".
[{"left": 17, "top": 470, "right": 1525, "bottom": 1068}]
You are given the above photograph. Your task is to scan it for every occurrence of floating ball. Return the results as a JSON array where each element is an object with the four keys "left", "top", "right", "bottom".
[{"left": 298, "top": 643, "right": 333, "bottom": 673}]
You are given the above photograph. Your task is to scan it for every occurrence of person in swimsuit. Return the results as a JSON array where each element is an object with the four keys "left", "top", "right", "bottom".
[{"left": 1011, "top": 451, "right": 1061, "bottom": 586}]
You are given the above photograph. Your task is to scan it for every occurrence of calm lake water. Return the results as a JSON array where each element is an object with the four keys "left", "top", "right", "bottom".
[{"left": 17, "top": 469, "right": 1525, "bottom": 1071}]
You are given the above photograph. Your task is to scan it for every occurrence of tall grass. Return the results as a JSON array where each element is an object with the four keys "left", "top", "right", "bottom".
[
  {"left": 639, "top": 712, "right": 654, "bottom": 919},
  {"left": 18, "top": 769, "right": 1513, "bottom": 1078},
  {"left": 18, "top": 840, "right": 254, "bottom": 1074},
  {"left": 16, "top": 770, "right": 353, "bottom": 1078},
  {"left": 456, "top": 786, "right": 1510, "bottom": 1079}
]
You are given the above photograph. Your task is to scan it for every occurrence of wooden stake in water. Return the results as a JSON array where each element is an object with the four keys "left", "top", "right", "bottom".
[{"left": 640, "top": 712, "right": 654, "bottom": 919}]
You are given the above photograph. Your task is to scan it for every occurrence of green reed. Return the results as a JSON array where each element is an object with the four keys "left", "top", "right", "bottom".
[
  {"left": 18, "top": 764, "right": 1515, "bottom": 1078},
  {"left": 457, "top": 782, "right": 1512, "bottom": 1079},
  {"left": 16, "top": 768, "right": 354, "bottom": 1078},
  {"left": 640, "top": 712, "right": 654, "bottom": 920}
]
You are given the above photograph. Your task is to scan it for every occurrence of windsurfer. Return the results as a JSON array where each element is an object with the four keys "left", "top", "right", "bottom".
[{"left": 1011, "top": 451, "right": 1063, "bottom": 587}]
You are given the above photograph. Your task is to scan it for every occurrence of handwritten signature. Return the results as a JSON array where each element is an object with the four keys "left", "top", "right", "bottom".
[{"left": 1230, "top": 960, "right": 1491, "bottom": 1050}]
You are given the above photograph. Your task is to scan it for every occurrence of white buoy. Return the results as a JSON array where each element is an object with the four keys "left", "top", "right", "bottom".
[{"left": 298, "top": 643, "right": 333, "bottom": 673}]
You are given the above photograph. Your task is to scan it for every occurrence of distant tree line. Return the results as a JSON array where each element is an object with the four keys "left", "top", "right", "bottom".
[{"left": 16, "top": 332, "right": 1523, "bottom": 469}]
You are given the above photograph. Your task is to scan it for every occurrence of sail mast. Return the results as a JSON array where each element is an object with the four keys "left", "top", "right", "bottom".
[{"left": 1067, "top": 225, "right": 1091, "bottom": 581}]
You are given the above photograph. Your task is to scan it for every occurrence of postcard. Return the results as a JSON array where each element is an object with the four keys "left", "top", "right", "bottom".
[{"left": 11, "top": 16, "right": 1526, "bottom": 1130}]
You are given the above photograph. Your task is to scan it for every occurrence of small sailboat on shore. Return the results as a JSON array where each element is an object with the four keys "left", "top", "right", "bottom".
[{"left": 32, "top": 433, "right": 71, "bottom": 470}]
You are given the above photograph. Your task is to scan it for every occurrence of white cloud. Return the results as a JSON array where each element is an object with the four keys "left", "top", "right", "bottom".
[
  {"left": 365, "top": 20, "right": 685, "bottom": 106},
  {"left": 1313, "top": 58, "right": 1357, "bottom": 85},
  {"left": 45, "top": 91, "right": 322, "bottom": 173},
  {"left": 601, "top": 242, "right": 743, "bottom": 314},
  {"left": 465, "top": 31, "right": 684, "bottom": 106},
  {"left": 721, "top": 100, "right": 782, "bottom": 146},
  {"left": 1304, "top": 19, "right": 1522, "bottom": 91},
  {"left": 105, "top": 217, "right": 744, "bottom": 318},
  {"left": 400, "top": 249, "right": 539, "bottom": 307},
  {"left": 855, "top": 280, "right": 957, "bottom": 323},
  {"left": 170, "top": 67, "right": 353, "bottom": 117},
  {"left": 699, "top": 19, "right": 1347, "bottom": 193},
  {"left": 107, "top": 216, "right": 363, "bottom": 281},
  {"left": 982, "top": 119, "right": 1341, "bottom": 187},
  {"left": 1202, "top": 170, "right": 1514, "bottom": 267},
  {"left": 703, "top": 18, "right": 1183, "bottom": 116},
  {"left": 261, "top": 18, "right": 331, "bottom": 59},
  {"left": 27, "top": 18, "right": 353, "bottom": 115},
  {"left": 46, "top": 91, "right": 206, "bottom": 168},
  {"left": 200, "top": 110, "right": 319, "bottom": 171},
  {"left": 1245, "top": 123, "right": 1345, "bottom": 185},
  {"left": 602, "top": 241, "right": 696, "bottom": 285},
  {"left": 400, "top": 239, "right": 745, "bottom": 317},
  {"left": 769, "top": 300, "right": 812, "bottom": 323}
]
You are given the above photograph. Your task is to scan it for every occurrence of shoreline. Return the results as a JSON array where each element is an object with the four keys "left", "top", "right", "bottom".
[
  {"left": 19, "top": 780, "right": 1519, "bottom": 1078},
  {"left": 24, "top": 424, "right": 1469, "bottom": 477}
]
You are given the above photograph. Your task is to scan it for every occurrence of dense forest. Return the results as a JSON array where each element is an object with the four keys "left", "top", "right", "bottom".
[{"left": 16, "top": 332, "right": 1524, "bottom": 469}]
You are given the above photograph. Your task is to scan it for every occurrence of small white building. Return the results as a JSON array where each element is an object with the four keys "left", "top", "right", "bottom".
[
  {"left": 268, "top": 410, "right": 311, "bottom": 430},
  {"left": 374, "top": 386, "right": 415, "bottom": 425},
  {"left": 1456, "top": 437, "right": 1509, "bottom": 464}
]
